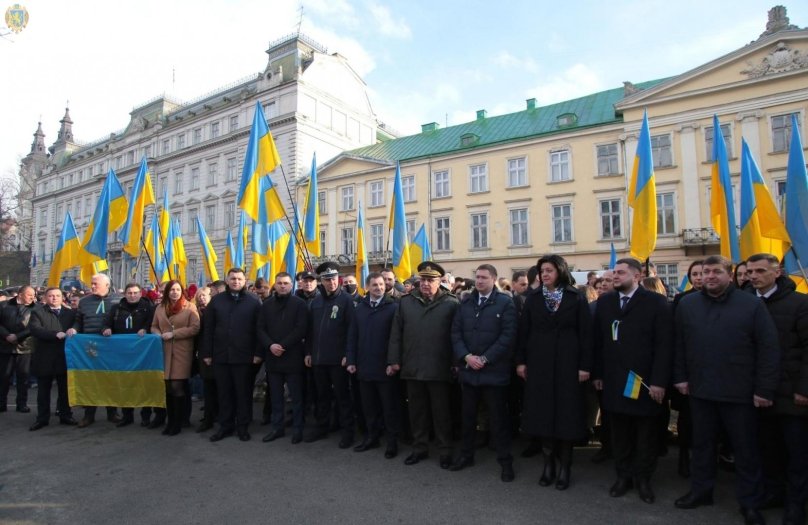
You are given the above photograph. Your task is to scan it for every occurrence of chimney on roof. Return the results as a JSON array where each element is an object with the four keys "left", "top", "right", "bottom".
[
  {"left": 476, "top": 109, "right": 487, "bottom": 120},
  {"left": 421, "top": 122, "right": 439, "bottom": 133},
  {"left": 526, "top": 98, "right": 537, "bottom": 110}
]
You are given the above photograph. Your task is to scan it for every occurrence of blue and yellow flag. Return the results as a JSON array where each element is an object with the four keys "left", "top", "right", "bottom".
[
  {"left": 224, "top": 230, "right": 235, "bottom": 274},
  {"left": 269, "top": 220, "right": 289, "bottom": 285},
  {"left": 609, "top": 242, "right": 617, "bottom": 270},
  {"left": 121, "top": 157, "right": 156, "bottom": 257},
  {"left": 739, "top": 139, "right": 791, "bottom": 261},
  {"left": 409, "top": 223, "right": 432, "bottom": 271},
  {"left": 678, "top": 274, "right": 692, "bottom": 293},
  {"left": 66, "top": 334, "right": 165, "bottom": 408},
  {"left": 196, "top": 216, "right": 219, "bottom": 282},
  {"left": 627, "top": 110, "right": 657, "bottom": 261},
  {"left": 145, "top": 214, "right": 168, "bottom": 284},
  {"left": 784, "top": 114, "right": 808, "bottom": 292},
  {"left": 623, "top": 370, "right": 644, "bottom": 400},
  {"left": 169, "top": 218, "right": 187, "bottom": 286},
  {"left": 388, "top": 162, "right": 411, "bottom": 282},
  {"left": 238, "top": 101, "right": 282, "bottom": 223},
  {"left": 303, "top": 153, "right": 320, "bottom": 256},
  {"left": 234, "top": 211, "right": 247, "bottom": 270},
  {"left": 710, "top": 114, "right": 740, "bottom": 262},
  {"left": 79, "top": 169, "right": 128, "bottom": 283},
  {"left": 48, "top": 211, "right": 81, "bottom": 287},
  {"left": 356, "top": 202, "right": 369, "bottom": 295}
]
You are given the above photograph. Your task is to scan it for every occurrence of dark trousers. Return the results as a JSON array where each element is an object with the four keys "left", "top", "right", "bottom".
[
  {"left": 122, "top": 407, "right": 154, "bottom": 422},
  {"left": 350, "top": 373, "right": 366, "bottom": 434},
  {"left": 213, "top": 363, "right": 252, "bottom": 432},
  {"left": 407, "top": 380, "right": 453, "bottom": 456},
  {"left": 313, "top": 365, "right": 354, "bottom": 437},
  {"left": 0, "top": 353, "right": 31, "bottom": 408},
  {"left": 359, "top": 379, "right": 400, "bottom": 444},
  {"left": 595, "top": 389, "right": 611, "bottom": 452},
  {"left": 83, "top": 406, "right": 119, "bottom": 420},
  {"left": 690, "top": 397, "right": 764, "bottom": 508},
  {"left": 460, "top": 383, "right": 511, "bottom": 463},
  {"left": 202, "top": 377, "right": 218, "bottom": 425},
  {"left": 759, "top": 409, "right": 808, "bottom": 506},
  {"left": 36, "top": 373, "right": 71, "bottom": 423},
  {"left": 268, "top": 371, "right": 303, "bottom": 432},
  {"left": 610, "top": 412, "right": 659, "bottom": 480}
]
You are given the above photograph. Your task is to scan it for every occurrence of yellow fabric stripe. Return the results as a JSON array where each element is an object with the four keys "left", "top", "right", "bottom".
[{"left": 67, "top": 370, "right": 166, "bottom": 408}]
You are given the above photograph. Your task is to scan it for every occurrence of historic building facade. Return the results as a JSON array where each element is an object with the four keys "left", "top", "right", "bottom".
[
  {"left": 311, "top": 13, "right": 807, "bottom": 291},
  {"left": 22, "top": 34, "right": 394, "bottom": 287}
]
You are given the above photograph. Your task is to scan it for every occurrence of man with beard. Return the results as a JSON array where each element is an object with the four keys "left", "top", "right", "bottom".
[{"left": 381, "top": 268, "right": 403, "bottom": 301}]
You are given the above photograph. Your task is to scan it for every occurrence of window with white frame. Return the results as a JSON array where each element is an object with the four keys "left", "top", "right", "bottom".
[
  {"left": 143, "top": 145, "right": 152, "bottom": 158},
  {"left": 599, "top": 199, "right": 622, "bottom": 239},
  {"left": 510, "top": 208, "right": 529, "bottom": 246},
  {"left": 174, "top": 172, "right": 184, "bottom": 194},
  {"left": 84, "top": 197, "right": 92, "bottom": 218},
  {"left": 225, "top": 158, "right": 237, "bottom": 182},
  {"left": 172, "top": 212, "right": 182, "bottom": 231},
  {"left": 162, "top": 139, "right": 170, "bottom": 155},
  {"left": 55, "top": 204, "right": 63, "bottom": 225},
  {"left": 159, "top": 176, "right": 167, "bottom": 196},
  {"left": 433, "top": 170, "right": 450, "bottom": 197},
  {"left": 552, "top": 204, "right": 573, "bottom": 242},
  {"left": 318, "top": 190, "right": 327, "bottom": 214},
  {"left": 772, "top": 113, "right": 800, "bottom": 153},
  {"left": 370, "top": 223, "right": 384, "bottom": 253},
  {"left": 550, "top": 150, "right": 571, "bottom": 182},
  {"left": 190, "top": 168, "right": 200, "bottom": 191},
  {"left": 656, "top": 192, "right": 677, "bottom": 235},
  {"left": 341, "top": 186, "right": 354, "bottom": 211},
  {"left": 469, "top": 164, "right": 488, "bottom": 193},
  {"left": 435, "top": 217, "right": 451, "bottom": 251},
  {"left": 470, "top": 212, "right": 489, "bottom": 249},
  {"left": 705, "top": 123, "right": 733, "bottom": 161},
  {"left": 177, "top": 134, "right": 186, "bottom": 149},
  {"left": 265, "top": 101, "right": 278, "bottom": 119},
  {"left": 507, "top": 157, "right": 527, "bottom": 187},
  {"left": 369, "top": 180, "right": 384, "bottom": 207},
  {"left": 210, "top": 121, "right": 220, "bottom": 139},
  {"left": 224, "top": 201, "right": 235, "bottom": 227},
  {"left": 776, "top": 180, "right": 786, "bottom": 211},
  {"left": 75, "top": 199, "right": 82, "bottom": 219},
  {"left": 205, "top": 205, "right": 216, "bottom": 230},
  {"left": 402, "top": 176, "right": 416, "bottom": 202},
  {"left": 188, "top": 209, "right": 198, "bottom": 233},
  {"left": 651, "top": 134, "right": 673, "bottom": 167},
  {"left": 655, "top": 263, "right": 678, "bottom": 299},
  {"left": 406, "top": 219, "right": 416, "bottom": 242},
  {"left": 319, "top": 230, "right": 326, "bottom": 256},
  {"left": 597, "top": 144, "right": 619, "bottom": 176},
  {"left": 341, "top": 227, "right": 354, "bottom": 255},
  {"left": 127, "top": 151, "right": 135, "bottom": 166},
  {"left": 229, "top": 115, "right": 239, "bottom": 132},
  {"left": 207, "top": 163, "right": 218, "bottom": 187},
  {"left": 193, "top": 128, "right": 202, "bottom": 145}
]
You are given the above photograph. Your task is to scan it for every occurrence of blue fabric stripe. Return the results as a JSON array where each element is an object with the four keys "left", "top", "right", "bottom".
[{"left": 66, "top": 334, "right": 164, "bottom": 372}]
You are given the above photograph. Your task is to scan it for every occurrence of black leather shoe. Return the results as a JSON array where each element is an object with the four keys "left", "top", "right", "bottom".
[
  {"left": 147, "top": 419, "right": 165, "bottom": 430},
  {"left": 16, "top": 406, "right": 31, "bottom": 413},
  {"left": 404, "top": 451, "right": 428, "bottom": 465},
  {"left": 77, "top": 417, "right": 95, "bottom": 428},
  {"left": 555, "top": 465, "right": 570, "bottom": 491},
  {"left": 238, "top": 430, "right": 251, "bottom": 442},
  {"left": 674, "top": 491, "right": 713, "bottom": 509},
  {"left": 448, "top": 455, "right": 474, "bottom": 472},
  {"left": 353, "top": 438, "right": 380, "bottom": 452},
  {"left": 59, "top": 418, "right": 78, "bottom": 426},
  {"left": 439, "top": 455, "right": 452, "bottom": 469},
  {"left": 116, "top": 417, "right": 134, "bottom": 428},
  {"left": 521, "top": 441, "right": 541, "bottom": 458},
  {"left": 539, "top": 457, "right": 557, "bottom": 487},
  {"left": 107, "top": 414, "right": 122, "bottom": 424},
  {"left": 196, "top": 421, "right": 213, "bottom": 433},
  {"left": 338, "top": 436, "right": 354, "bottom": 449},
  {"left": 209, "top": 429, "right": 234, "bottom": 442},
  {"left": 384, "top": 443, "right": 398, "bottom": 459},
  {"left": 739, "top": 507, "right": 765, "bottom": 525},
  {"left": 291, "top": 431, "right": 303, "bottom": 444},
  {"left": 637, "top": 478, "right": 655, "bottom": 504},
  {"left": 262, "top": 429, "right": 284, "bottom": 443},
  {"left": 140, "top": 417, "right": 151, "bottom": 427},
  {"left": 29, "top": 421, "right": 47, "bottom": 431},
  {"left": 303, "top": 430, "right": 327, "bottom": 443},
  {"left": 591, "top": 447, "right": 612, "bottom": 464},
  {"left": 501, "top": 463, "right": 515, "bottom": 482},
  {"left": 609, "top": 478, "right": 634, "bottom": 498}
]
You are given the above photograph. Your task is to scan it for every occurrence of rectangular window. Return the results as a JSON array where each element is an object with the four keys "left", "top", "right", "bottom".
[
  {"left": 75, "top": 199, "right": 82, "bottom": 219},
  {"left": 509, "top": 208, "right": 529, "bottom": 246},
  {"left": 599, "top": 199, "right": 622, "bottom": 239},
  {"left": 772, "top": 113, "right": 800, "bottom": 153},
  {"left": 115, "top": 156, "right": 122, "bottom": 169},
  {"left": 210, "top": 121, "right": 220, "bottom": 139},
  {"left": 265, "top": 101, "right": 278, "bottom": 119},
  {"left": 319, "top": 230, "right": 326, "bottom": 257},
  {"left": 651, "top": 134, "right": 673, "bottom": 167},
  {"left": 127, "top": 151, "right": 135, "bottom": 166},
  {"left": 341, "top": 186, "right": 354, "bottom": 211},
  {"left": 159, "top": 176, "right": 168, "bottom": 197},
  {"left": 143, "top": 145, "right": 151, "bottom": 158},
  {"left": 433, "top": 170, "right": 450, "bottom": 197},
  {"left": 552, "top": 204, "right": 573, "bottom": 242},
  {"left": 341, "top": 227, "right": 354, "bottom": 255},
  {"left": 776, "top": 180, "right": 787, "bottom": 211},
  {"left": 470, "top": 213, "right": 489, "bottom": 249},
  {"left": 224, "top": 202, "right": 235, "bottom": 227},
  {"left": 174, "top": 172, "right": 184, "bottom": 195},
  {"left": 369, "top": 180, "right": 384, "bottom": 207},
  {"left": 406, "top": 219, "right": 416, "bottom": 242},
  {"left": 190, "top": 168, "right": 200, "bottom": 191},
  {"left": 177, "top": 134, "right": 186, "bottom": 149},
  {"left": 435, "top": 217, "right": 451, "bottom": 251},
  {"left": 656, "top": 192, "right": 677, "bottom": 235},
  {"left": 469, "top": 164, "right": 488, "bottom": 193},
  {"left": 162, "top": 139, "right": 170, "bottom": 155},
  {"left": 402, "top": 176, "right": 416, "bottom": 202},
  {"left": 226, "top": 158, "right": 237, "bottom": 182},
  {"left": 193, "top": 128, "right": 202, "bottom": 145},
  {"left": 550, "top": 150, "right": 571, "bottom": 181},
  {"left": 655, "top": 263, "right": 678, "bottom": 299},
  {"left": 188, "top": 209, "right": 198, "bottom": 233},
  {"left": 171, "top": 212, "right": 182, "bottom": 231},
  {"left": 597, "top": 144, "right": 619, "bottom": 176},
  {"left": 84, "top": 197, "right": 92, "bottom": 218},
  {"left": 705, "top": 123, "right": 733, "bottom": 161},
  {"left": 318, "top": 190, "right": 327, "bottom": 215},
  {"left": 507, "top": 157, "right": 527, "bottom": 187},
  {"left": 55, "top": 204, "right": 63, "bottom": 225},
  {"left": 229, "top": 115, "right": 239, "bottom": 132},
  {"left": 188, "top": 258, "right": 198, "bottom": 282},
  {"left": 370, "top": 224, "right": 384, "bottom": 253},
  {"left": 207, "top": 163, "right": 218, "bottom": 187},
  {"left": 40, "top": 208, "right": 48, "bottom": 224},
  {"left": 205, "top": 205, "right": 216, "bottom": 230}
]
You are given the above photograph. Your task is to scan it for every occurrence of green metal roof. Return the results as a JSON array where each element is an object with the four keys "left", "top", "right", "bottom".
[{"left": 349, "top": 79, "right": 668, "bottom": 162}]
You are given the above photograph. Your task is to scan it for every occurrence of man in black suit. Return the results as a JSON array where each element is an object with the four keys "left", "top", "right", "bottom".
[{"left": 593, "top": 258, "right": 672, "bottom": 505}]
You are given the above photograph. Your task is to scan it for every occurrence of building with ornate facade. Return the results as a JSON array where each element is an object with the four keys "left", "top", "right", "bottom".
[
  {"left": 310, "top": 9, "right": 807, "bottom": 292},
  {"left": 21, "top": 33, "right": 395, "bottom": 287}
]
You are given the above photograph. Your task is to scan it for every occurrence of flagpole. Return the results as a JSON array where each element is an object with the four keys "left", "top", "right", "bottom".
[
  {"left": 788, "top": 246, "right": 808, "bottom": 284},
  {"left": 277, "top": 164, "right": 314, "bottom": 270},
  {"left": 382, "top": 225, "right": 392, "bottom": 269},
  {"left": 155, "top": 216, "right": 173, "bottom": 281},
  {"left": 140, "top": 237, "right": 160, "bottom": 287}
]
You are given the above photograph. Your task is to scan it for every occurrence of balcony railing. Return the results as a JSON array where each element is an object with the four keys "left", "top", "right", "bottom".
[
  {"left": 310, "top": 250, "right": 392, "bottom": 267},
  {"left": 682, "top": 228, "right": 720, "bottom": 245}
]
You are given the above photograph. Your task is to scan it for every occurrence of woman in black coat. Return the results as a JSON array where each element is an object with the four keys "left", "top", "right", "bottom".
[{"left": 516, "top": 255, "right": 593, "bottom": 490}]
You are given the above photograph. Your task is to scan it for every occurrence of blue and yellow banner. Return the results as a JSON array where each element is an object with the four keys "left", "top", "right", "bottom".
[
  {"left": 66, "top": 334, "right": 165, "bottom": 408},
  {"left": 623, "top": 370, "right": 643, "bottom": 400}
]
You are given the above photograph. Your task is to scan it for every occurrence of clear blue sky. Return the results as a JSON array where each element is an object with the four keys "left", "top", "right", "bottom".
[{"left": 2, "top": 0, "right": 806, "bottom": 177}]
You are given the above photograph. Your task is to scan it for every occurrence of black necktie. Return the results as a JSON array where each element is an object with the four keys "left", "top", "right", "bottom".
[
  {"left": 479, "top": 296, "right": 487, "bottom": 307},
  {"left": 52, "top": 308, "right": 60, "bottom": 315},
  {"left": 620, "top": 296, "right": 630, "bottom": 309}
]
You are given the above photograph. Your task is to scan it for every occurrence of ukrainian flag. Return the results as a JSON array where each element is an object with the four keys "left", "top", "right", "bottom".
[
  {"left": 196, "top": 216, "right": 219, "bottom": 282},
  {"left": 224, "top": 230, "right": 235, "bottom": 274},
  {"left": 609, "top": 242, "right": 617, "bottom": 270},
  {"left": 234, "top": 211, "right": 246, "bottom": 269},
  {"left": 79, "top": 169, "right": 128, "bottom": 284},
  {"left": 269, "top": 220, "right": 289, "bottom": 285},
  {"left": 710, "top": 114, "right": 741, "bottom": 262},
  {"left": 238, "top": 101, "right": 282, "bottom": 223},
  {"left": 303, "top": 153, "right": 320, "bottom": 256},
  {"left": 145, "top": 214, "right": 168, "bottom": 284},
  {"left": 784, "top": 114, "right": 808, "bottom": 292},
  {"left": 48, "top": 211, "right": 81, "bottom": 287},
  {"left": 356, "top": 202, "right": 369, "bottom": 295},
  {"left": 627, "top": 110, "right": 657, "bottom": 261},
  {"left": 409, "top": 223, "right": 432, "bottom": 271},
  {"left": 623, "top": 370, "right": 643, "bottom": 400},
  {"left": 678, "top": 274, "right": 692, "bottom": 293},
  {"left": 66, "top": 334, "right": 165, "bottom": 408},
  {"left": 121, "top": 156, "right": 156, "bottom": 257},
  {"left": 389, "top": 162, "right": 411, "bottom": 282}
]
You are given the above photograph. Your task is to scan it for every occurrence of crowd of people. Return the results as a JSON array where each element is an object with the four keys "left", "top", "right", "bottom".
[{"left": 1, "top": 253, "right": 805, "bottom": 525}]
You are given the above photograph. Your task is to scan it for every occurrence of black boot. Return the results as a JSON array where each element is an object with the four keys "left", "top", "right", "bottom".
[
  {"left": 555, "top": 442, "right": 572, "bottom": 490},
  {"left": 678, "top": 446, "right": 690, "bottom": 478},
  {"left": 539, "top": 449, "right": 557, "bottom": 487},
  {"left": 148, "top": 407, "right": 166, "bottom": 429},
  {"left": 162, "top": 397, "right": 175, "bottom": 435},
  {"left": 165, "top": 396, "right": 183, "bottom": 436}
]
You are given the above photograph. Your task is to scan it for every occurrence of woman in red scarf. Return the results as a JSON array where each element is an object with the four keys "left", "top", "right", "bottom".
[{"left": 151, "top": 280, "right": 201, "bottom": 436}]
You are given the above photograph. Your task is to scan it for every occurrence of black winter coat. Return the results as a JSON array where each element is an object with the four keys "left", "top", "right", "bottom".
[
  {"left": 29, "top": 305, "right": 76, "bottom": 376},
  {"left": 306, "top": 288, "right": 355, "bottom": 366},
  {"left": 517, "top": 285, "right": 593, "bottom": 440},
  {"left": 674, "top": 285, "right": 780, "bottom": 403},
  {"left": 72, "top": 293, "right": 119, "bottom": 334},
  {"left": 752, "top": 277, "right": 808, "bottom": 416},
  {"left": 257, "top": 293, "right": 308, "bottom": 374},
  {"left": 451, "top": 289, "right": 516, "bottom": 387},
  {"left": 593, "top": 287, "right": 672, "bottom": 417},
  {"left": 105, "top": 297, "right": 154, "bottom": 334},
  {"left": 346, "top": 295, "right": 398, "bottom": 382},
  {"left": 199, "top": 288, "right": 261, "bottom": 364},
  {"left": 0, "top": 297, "right": 37, "bottom": 355}
]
